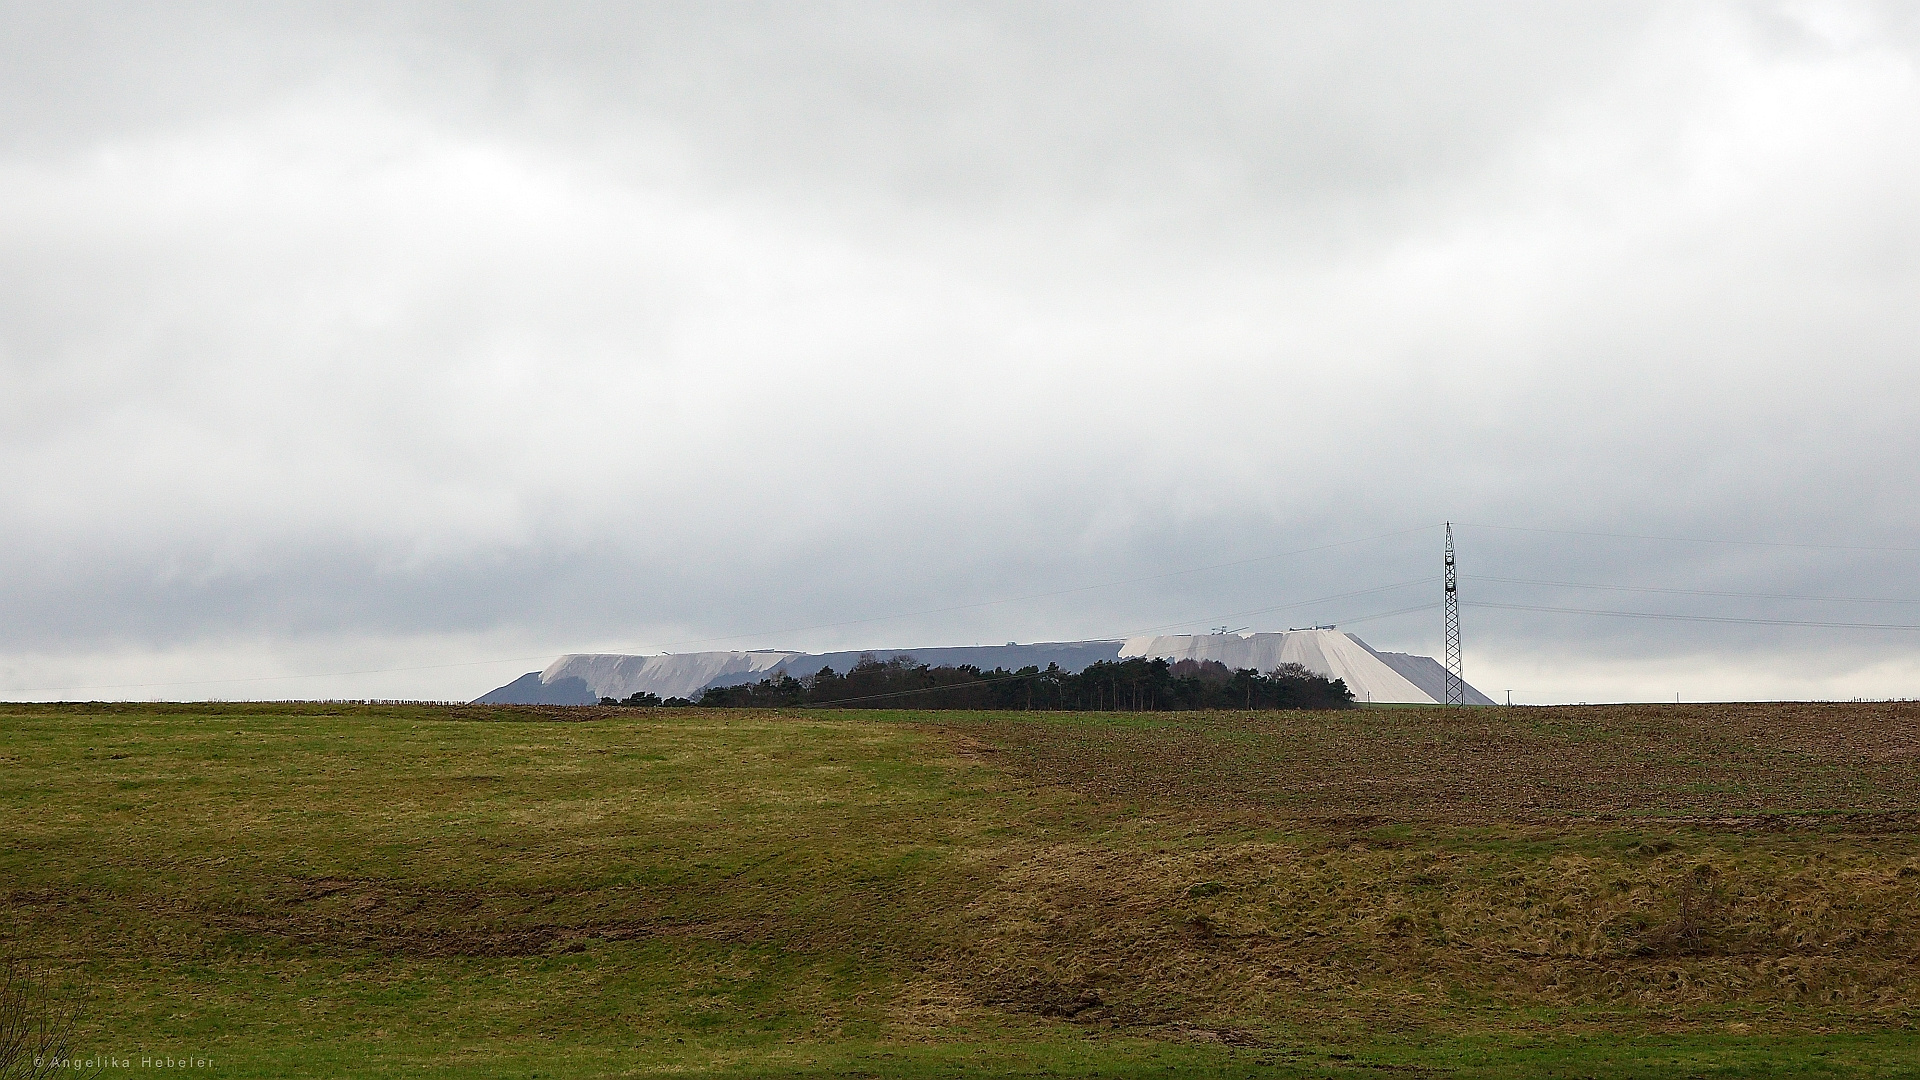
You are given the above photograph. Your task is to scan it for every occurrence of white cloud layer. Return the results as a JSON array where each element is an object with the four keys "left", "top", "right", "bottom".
[{"left": 3, "top": 2, "right": 1918, "bottom": 701}]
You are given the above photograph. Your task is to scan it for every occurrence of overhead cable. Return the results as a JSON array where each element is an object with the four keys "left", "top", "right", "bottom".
[
  {"left": 1472, "top": 574, "right": 1920, "bottom": 605},
  {"left": 1458, "top": 522, "right": 1920, "bottom": 553},
  {"left": 1466, "top": 600, "right": 1920, "bottom": 631}
]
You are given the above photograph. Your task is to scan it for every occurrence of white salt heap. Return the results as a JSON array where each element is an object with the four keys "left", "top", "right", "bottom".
[
  {"left": 487, "top": 627, "right": 1494, "bottom": 705},
  {"left": 1121, "top": 629, "right": 1433, "bottom": 703},
  {"left": 540, "top": 651, "right": 801, "bottom": 701}
]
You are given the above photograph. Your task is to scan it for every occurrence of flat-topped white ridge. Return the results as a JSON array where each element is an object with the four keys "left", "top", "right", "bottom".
[
  {"left": 481, "top": 631, "right": 1486, "bottom": 705},
  {"left": 542, "top": 650, "right": 802, "bottom": 701}
]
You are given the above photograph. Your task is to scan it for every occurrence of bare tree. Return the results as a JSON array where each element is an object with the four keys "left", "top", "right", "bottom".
[{"left": 0, "top": 952, "right": 93, "bottom": 1080}]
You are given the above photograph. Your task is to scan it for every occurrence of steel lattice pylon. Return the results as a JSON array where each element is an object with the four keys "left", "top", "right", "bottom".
[{"left": 1444, "top": 522, "right": 1464, "bottom": 705}]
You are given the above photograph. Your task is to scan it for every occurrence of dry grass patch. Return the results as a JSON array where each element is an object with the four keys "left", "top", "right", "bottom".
[
  {"left": 935, "top": 831, "right": 1920, "bottom": 1031},
  {"left": 891, "top": 704, "right": 1920, "bottom": 1033}
]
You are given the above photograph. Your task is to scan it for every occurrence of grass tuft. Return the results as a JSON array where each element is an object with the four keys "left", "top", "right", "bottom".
[{"left": 2, "top": 701, "right": 1917, "bottom": 1077}]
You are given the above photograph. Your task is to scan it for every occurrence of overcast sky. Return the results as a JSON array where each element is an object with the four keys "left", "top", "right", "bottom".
[{"left": 4, "top": 1, "right": 1919, "bottom": 703}]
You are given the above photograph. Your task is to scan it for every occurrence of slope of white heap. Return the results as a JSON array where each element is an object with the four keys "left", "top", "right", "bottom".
[
  {"left": 1119, "top": 629, "right": 1435, "bottom": 704},
  {"left": 491, "top": 632, "right": 1491, "bottom": 705},
  {"left": 540, "top": 651, "right": 802, "bottom": 701}
]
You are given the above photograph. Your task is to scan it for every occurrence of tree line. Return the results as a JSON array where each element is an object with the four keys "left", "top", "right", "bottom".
[{"left": 603, "top": 654, "right": 1355, "bottom": 711}]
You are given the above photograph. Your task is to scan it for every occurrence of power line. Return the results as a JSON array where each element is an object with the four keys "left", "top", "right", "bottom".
[
  {"left": 1335, "top": 601, "right": 1440, "bottom": 626},
  {"left": 1472, "top": 575, "right": 1920, "bottom": 605},
  {"left": 1466, "top": 600, "right": 1920, "bottom": 632},
  {"left": 1458, "top": 522, "right": 1920, "bottom": 554}
]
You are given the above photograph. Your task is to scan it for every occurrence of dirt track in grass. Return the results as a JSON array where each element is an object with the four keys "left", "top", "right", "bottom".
[{"left": 3, "top": 701, "right": 1917, "bottom": 1077}]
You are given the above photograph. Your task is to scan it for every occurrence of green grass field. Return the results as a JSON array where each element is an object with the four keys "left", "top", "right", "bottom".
[{"left": 3, "top": 701, "right": 1917, "bottom": 1077}]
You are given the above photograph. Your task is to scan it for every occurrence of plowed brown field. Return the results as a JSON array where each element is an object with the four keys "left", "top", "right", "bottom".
[{"left": 3, "top": 700, "right": 1916, "bottom": 1077}]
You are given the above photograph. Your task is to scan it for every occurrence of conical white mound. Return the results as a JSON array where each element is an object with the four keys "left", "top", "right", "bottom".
[{"left": 1120, "top": 629, "right": 1435, "bottom": 703}]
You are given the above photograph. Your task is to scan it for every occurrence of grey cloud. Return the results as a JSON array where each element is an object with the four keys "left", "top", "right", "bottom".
[{"left": 3, "top": 2, "right": 1919, "bottom": 701}]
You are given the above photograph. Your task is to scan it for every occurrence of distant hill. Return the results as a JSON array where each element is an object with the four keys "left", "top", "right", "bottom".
[{"left": 475, "top": 630, "right": 1496, "bottom": 706}]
